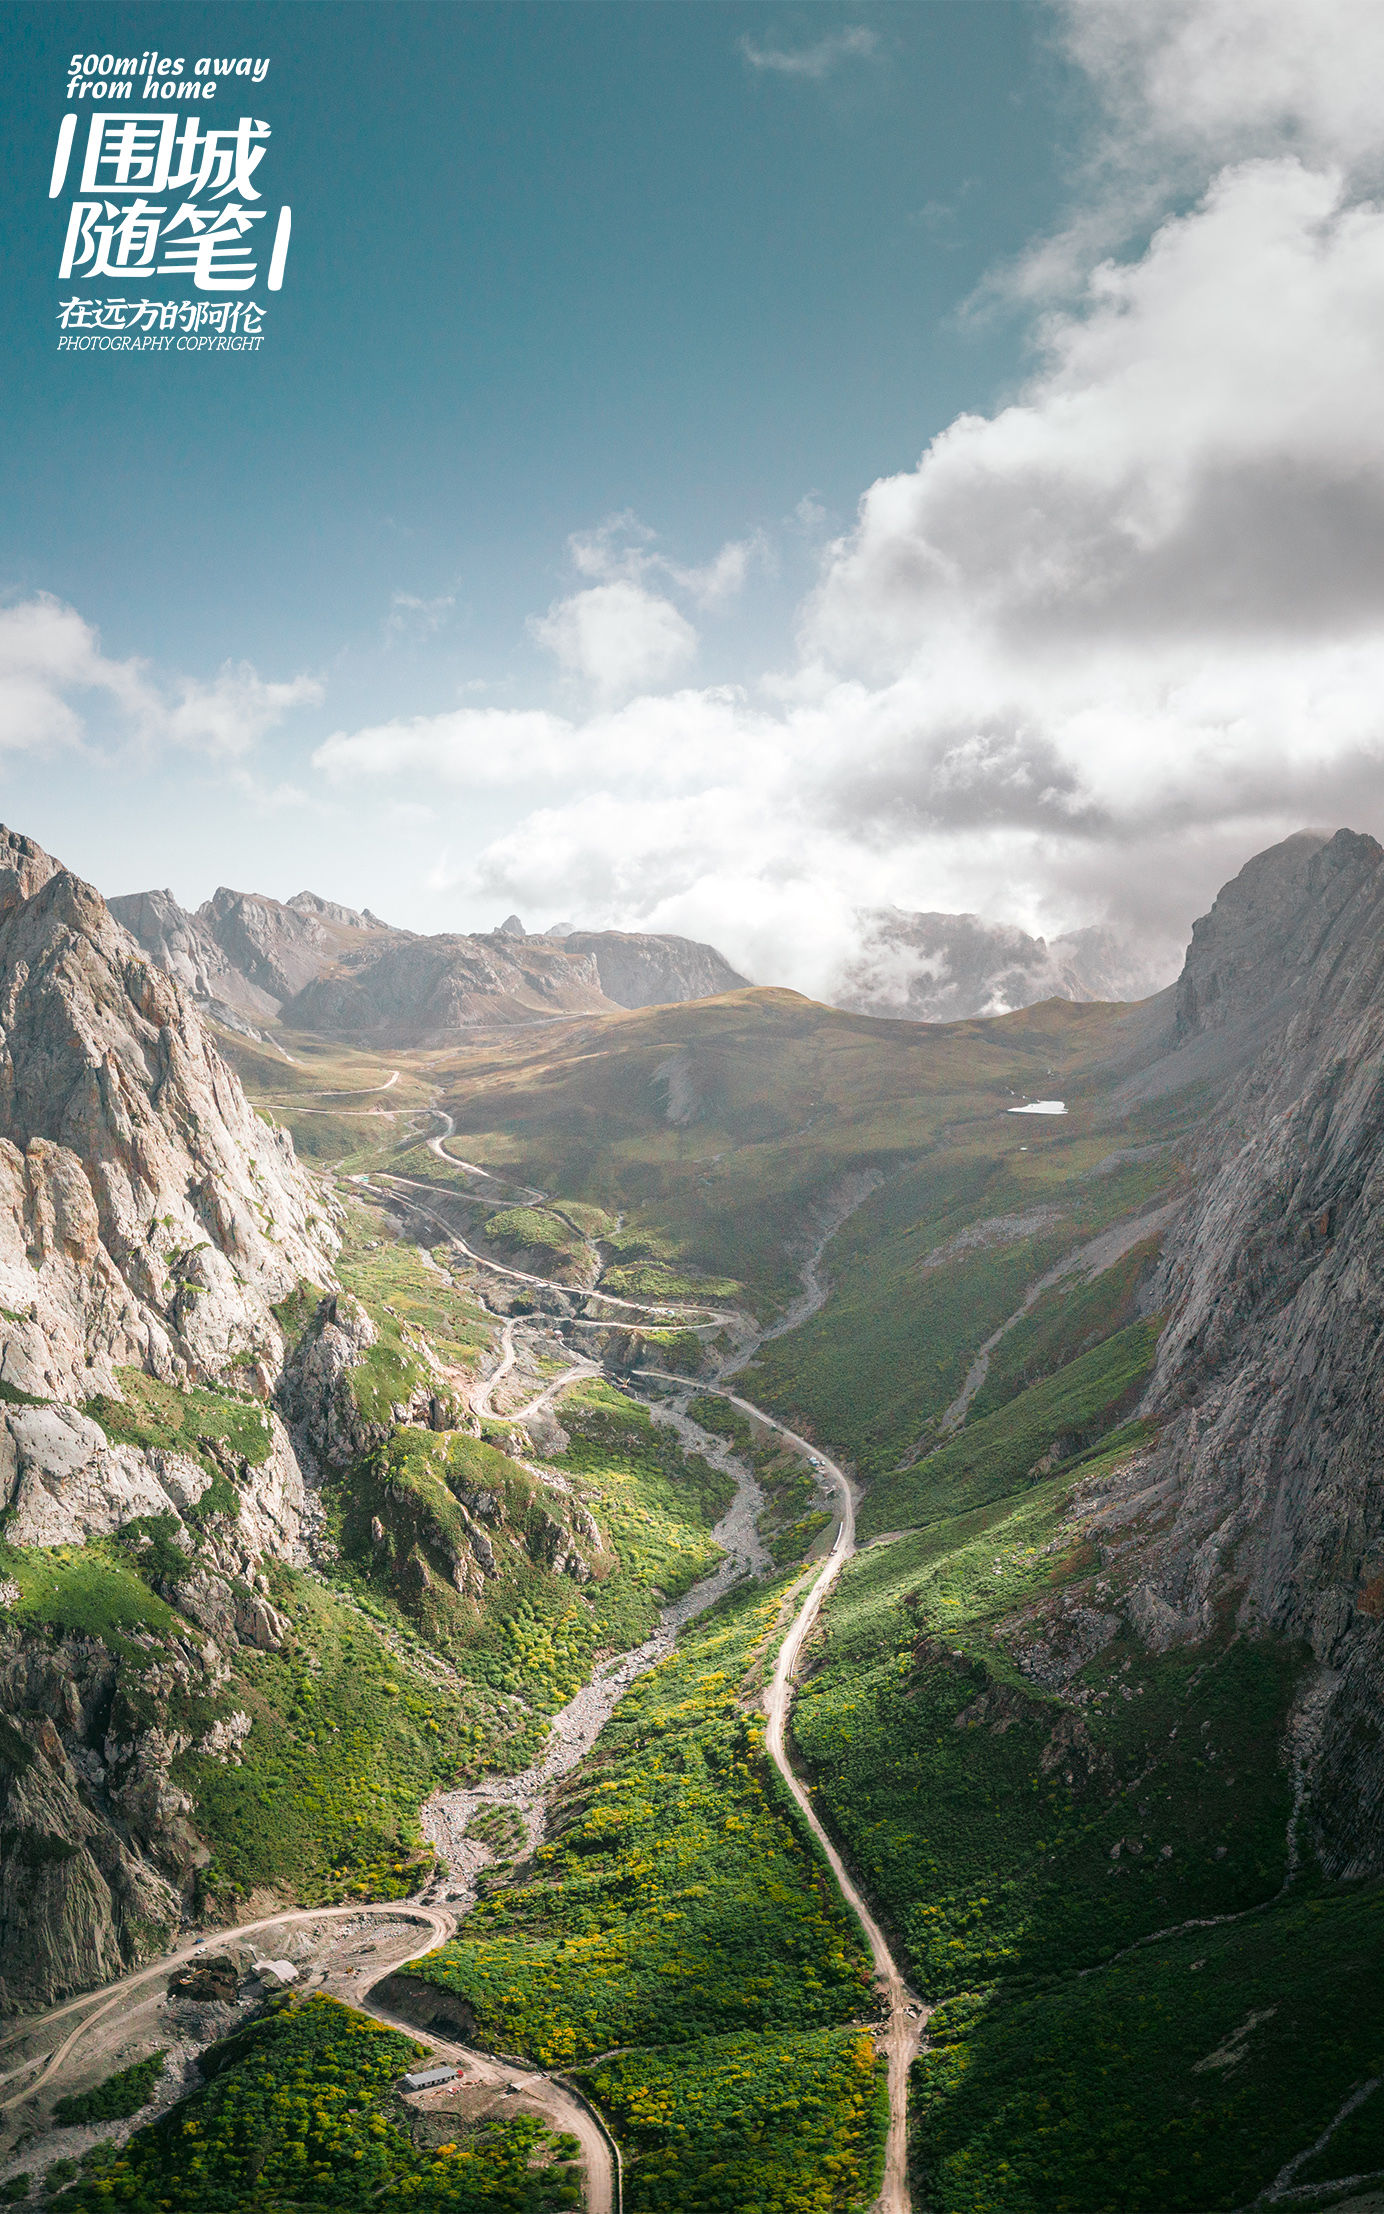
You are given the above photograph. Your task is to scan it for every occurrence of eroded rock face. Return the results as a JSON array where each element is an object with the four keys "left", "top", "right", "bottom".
[
  {"left": 279, "top": 1291, "right": 384, "bottom": 1469},
  {"left": 1173, "top": 828, "right": 1383, "bottom": 1042},
  {"left": 0, "top": 830, "right": 341, "bottom": 2007},
  {"left": 107, "top": 889, "right": 278, "bottom": 1021},
  {"left": 197, "top": 885, "right": 387, "bottom": 1006},
  {"left": 0, "top": 1629, "right": 224, "bottom": 2013},
  {"left": 1084, "top": 830, "right": 1384, "bottom": 1872},
  {"left": 0, "top": 833, "right": 336, "bottom": 1394}
]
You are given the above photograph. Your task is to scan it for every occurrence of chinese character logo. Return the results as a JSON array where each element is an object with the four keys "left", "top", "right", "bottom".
[{"left": 51, "top": 113, "right": 290, "bottom": 293}]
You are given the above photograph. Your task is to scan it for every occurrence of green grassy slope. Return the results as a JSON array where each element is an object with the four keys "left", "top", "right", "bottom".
[
  {"left": 915, "top": 1886, "right": 1384, "bottom": 2213},
  {"left": 795, "top": 1481, "right": 1300, "bottom": 1993},
  {"left": 791, "top": 1419, "right": 1380, "bottom": 2211},
  {"left": 742, "top": 1144, "right": 1179, "bottom": 1477},
  {"left": 856, "top": 1319, "right": 1160, "bottom": 1538},
  {"left": 422, "top": 990, "right": 1152, "bottom": 1316},
  {"left": 408, "top": 1580, "right": 887, "bottom": 2212}
]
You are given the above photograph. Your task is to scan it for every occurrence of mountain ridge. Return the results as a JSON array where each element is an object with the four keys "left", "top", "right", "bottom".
[{"left": 112, "top": 882, "right": 749, "bottom": 1041}]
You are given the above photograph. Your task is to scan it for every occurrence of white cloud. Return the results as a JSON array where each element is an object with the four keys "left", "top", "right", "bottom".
[
  {"left": 0, "top": 594, "right": 319, "bottom": 765},
  {"left": 386, "top": 590, "right": 455, "bottom": 642},
  {"left": 37, "top": 0, "right": 1384, "bottom": 1004},
  {"left": 564, "top": 511, "right": 762, "bottom": 609},
  {"left": 0, "top": 593, "right": 153, "bottom": 751},
  {"left": 530, "top": 581, "right": 698, "bottom": 701},
  {"left": 810, "top": 161, "right": 1384, "bottom": 671},
  {"left": 739, "top": 26, "right": 878, "bottom": 80},
  {"left": 166, "top": 661, "right": 323, "bottom": 758},
  {"left": 1063, "top": 0, "right": 1384, "bottom": 177},
  {"left": 319, "top": 97, "right": 1384, "bottom": 994}
]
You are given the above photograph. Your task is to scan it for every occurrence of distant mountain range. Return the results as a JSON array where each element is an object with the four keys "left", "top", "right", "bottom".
[
  {"left": 110, "top": 879, "right": 1176, "bottom": 1043},
  {"left": 831, "top": 908, "right": 1177, "bottom": 1022},
  {"left": 108, "top": 884, "right": 749, "bottom": 1044}
]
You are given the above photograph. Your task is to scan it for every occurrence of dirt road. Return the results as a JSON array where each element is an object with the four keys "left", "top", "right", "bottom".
[
  {"left": 0, "top": 1900, "right": 616, "bottom": 2214},
  {"left": 657, "top": 1385, "right": 926, "bottom": 2214},
  {"left": 0, "top": 1903, "right": 453, "bottom": 2112},
  {"left": 372, "top": 1159, "right": 921, "bottom": 2208}
]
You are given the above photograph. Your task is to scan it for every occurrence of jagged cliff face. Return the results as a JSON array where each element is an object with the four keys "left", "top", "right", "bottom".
[
  {"left": 1084, "top": 830, "right": 1384, "bottom": 1874},
  {"left": 106, "top": 889, "right": 279, "bottom": 1022},
  {"left": 197, "top": 885, "right": 399, "bottom": 1007},
  {"left": 0, "top": 828, "right": 340, "bottom": 2005},
  {"left": 0, "top": 829, "right": 334, "bottom": 1400}
]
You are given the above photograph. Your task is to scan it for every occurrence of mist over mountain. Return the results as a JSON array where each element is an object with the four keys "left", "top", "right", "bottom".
[
  {"left": 113, "top": 870, "right": 1180, "bottom": 1041},
  {"left": 832, "top": 908, "right": 1178, "bottom": 1021}
]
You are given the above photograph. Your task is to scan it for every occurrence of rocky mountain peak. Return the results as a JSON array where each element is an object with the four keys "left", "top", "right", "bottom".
[
  {"left": 196, "top": 885, "right": 339, "bottom": 1005},
  {"left": 1174, "top": 827, "right": 1383, "bottom": 1042},
  {"left": 286, "top": 890, "right": 396, "bottom": 933},
  {"left": 108, "top": 886, "right": 277, "bottom": 1021},
  {"left": 0, "top": 823, "right": 62, "bottom": 923},
  {"left": 0, "top": 834, "right": 334, "bottom": 1400}
]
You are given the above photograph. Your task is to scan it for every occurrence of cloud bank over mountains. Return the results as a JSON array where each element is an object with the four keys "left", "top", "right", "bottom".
[{"left": 9, "top": 0, "right": 1384, "bottom": 1002}]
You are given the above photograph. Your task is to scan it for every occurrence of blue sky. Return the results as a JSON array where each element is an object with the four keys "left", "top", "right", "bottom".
[{"left": 6, "top": 0, "right": 1384, "bottom": 995}]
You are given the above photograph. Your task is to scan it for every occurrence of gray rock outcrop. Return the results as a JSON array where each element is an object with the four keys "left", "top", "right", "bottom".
[
  {"left": 0, "top": 832, "right": 335, "bottom": 1393},
  {"left": 561, "top": 929, "right": 747, "bottom": 1008},
  {"left": 107, "top": 888, "right": 278, "bottom": 1021},
  {"left": 1085, "top": 829, "right": 1384, "bottom": 1874}
]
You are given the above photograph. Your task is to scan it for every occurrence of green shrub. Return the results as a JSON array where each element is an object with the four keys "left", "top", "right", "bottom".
[
  {"left": 55, "top": 1994, "right": 575, "bottom": 2212},
  {"left": 53, "top": 2052, "right": 164, "bottom": 2127},
  {"left": 409, "top": 1581, "right": 872, "bottom": 2067},
  {"left": 484, "top": 1206, "right": 583, "bottom": 1258},
  {"left": 0, "top": 1540, "right": 180, "bottom": 1649},
  {"left": 585, "top": 2026, "right": 886, "bottom": 2213}
]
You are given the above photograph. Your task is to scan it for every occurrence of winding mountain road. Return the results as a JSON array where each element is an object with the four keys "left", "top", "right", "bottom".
[
  {"left": 380, "top": 1156, "right": 925, "bottom": 2210},
  {"left": 639, "top": 1380, "right": 925, "bottom": 2213},
  {"left": 9, "top": 1154, "right": 917, "bottom": 2211},
  {"left": 0, "top": 1903, "right": 452, "bottom": 2112},
  {"left": 0, "top": 1902, "right": 617, "bottom": 2214}
]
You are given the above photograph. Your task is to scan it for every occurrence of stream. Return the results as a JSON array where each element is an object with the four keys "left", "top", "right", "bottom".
[{"left": 419, "top": 1394, "right": 774, "bottom": 1894}]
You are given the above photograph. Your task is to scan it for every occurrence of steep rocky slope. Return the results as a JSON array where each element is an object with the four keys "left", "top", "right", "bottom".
[
  {"left": 0, "top": 826, "right": 341, "bottom": 2007},
  {"left": 0, "top": 829, "right": 331, "bottom": 1401},
  {"left": 1085, "top": 829, "right": 1384, "bottom": 1872},
  {"left": 106, "top": 889, "right": 278, "bottom": 1024}
]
